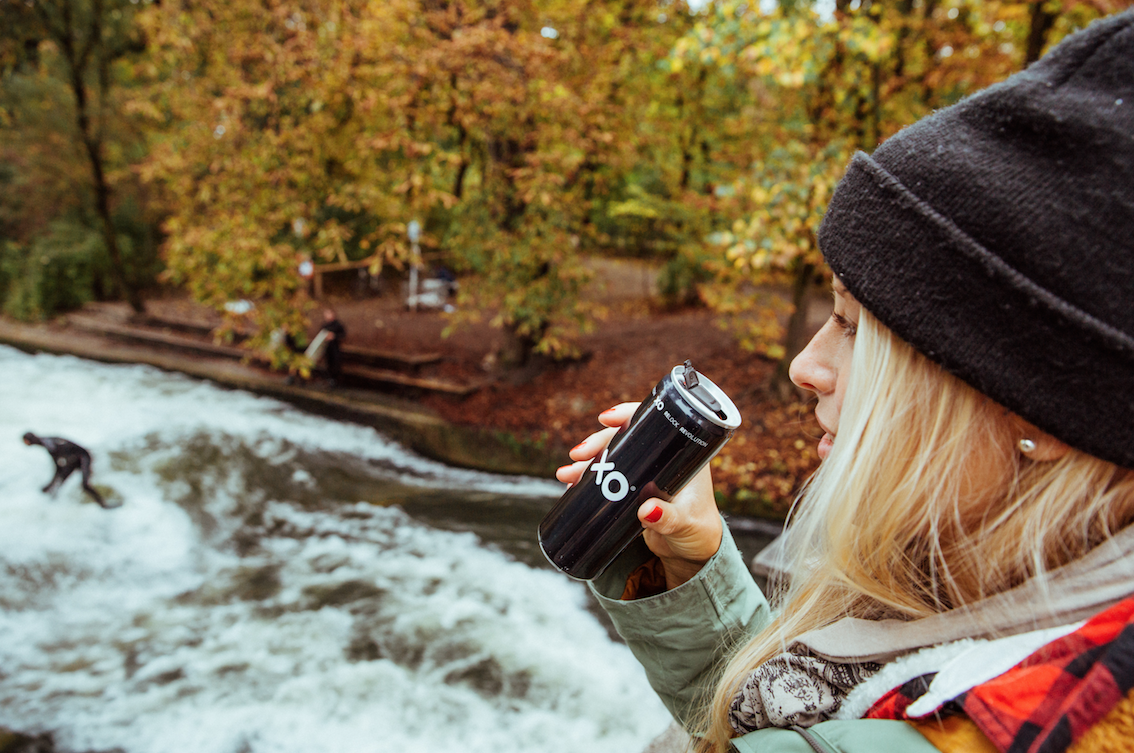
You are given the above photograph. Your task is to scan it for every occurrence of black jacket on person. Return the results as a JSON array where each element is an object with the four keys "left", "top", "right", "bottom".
[
  {"left": 319, "top": 319, "right": 346, "bottom": 382},
  {"left": 23, "top": 432, "right": 110, "bottom": 508}
]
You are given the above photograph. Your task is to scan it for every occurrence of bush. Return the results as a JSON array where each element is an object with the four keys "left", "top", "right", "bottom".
[
  {"left": 0, "top": 198, "right": 163, "bottom": 321},
  {"left": 0, "top": 218, "right": 105, "bottom": 320},
  {"left": 656, "top": 245, "right": 715, "bottom": 307}
]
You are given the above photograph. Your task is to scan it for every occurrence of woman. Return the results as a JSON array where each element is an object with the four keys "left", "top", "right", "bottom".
[{"left": 557, "top": 10, "right": 1134, "bottom": 752}]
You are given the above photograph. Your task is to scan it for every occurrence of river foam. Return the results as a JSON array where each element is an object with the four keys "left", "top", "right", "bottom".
[{"left": 0, "top": 346, "right": 671, "bottom": 753}]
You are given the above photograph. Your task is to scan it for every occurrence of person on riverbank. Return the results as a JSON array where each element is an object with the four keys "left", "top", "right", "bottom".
[
  {"left": 316, "top": 306, "right": 346, "bottom": 387},
  {"left": 22, "top": 432, "right": 111, "bottom": 509},
  {"left": 557, "top": 11, "right": 1134, "bottom": 753}
]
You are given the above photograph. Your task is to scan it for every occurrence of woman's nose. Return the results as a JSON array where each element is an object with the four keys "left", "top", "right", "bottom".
[{"left": 789, "top": 324, "right": 836, "bottom": 395}]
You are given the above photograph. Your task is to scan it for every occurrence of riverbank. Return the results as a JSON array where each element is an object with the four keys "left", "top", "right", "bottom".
[
  {"left": 0, "top": 310, "right": 557, "bottom": 478},
  {"left": 0, "top": 268, "right": 828, "bottom": 518}
]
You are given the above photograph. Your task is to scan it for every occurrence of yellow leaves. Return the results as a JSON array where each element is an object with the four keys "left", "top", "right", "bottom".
[
  {"left": 122, "top": 99, "right": 165, "bottom": 122},
  {"left": 811, "top": 179, "right": 830, "bottom": 207},
  {"left": 838, "top": 16, "right": 895, "bottom": 63},
  {"left": 752, "top": 56, "right": 777, "bottom": 77},
  {"left": 776, "top": 70, "right": 807, "bottom": 89},
  {"left": 393, "top": 173, "right": 425, "bottom": 195},
  {"left": 608, "top": 198, "right": 660, "bottom": 219}
]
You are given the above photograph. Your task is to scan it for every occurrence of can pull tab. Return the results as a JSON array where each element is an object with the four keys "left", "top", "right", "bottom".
[{"left": 682, "top": 359, "right": 727, "bottom": 419}]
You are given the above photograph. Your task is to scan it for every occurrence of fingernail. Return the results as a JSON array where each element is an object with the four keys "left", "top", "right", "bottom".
[
  {"left": 645, "top": 506, "right": 663, "bottom": 523},
  {"left": 600, "top": 408, "right": 617, "bottom": 416},
  {"left": 556, "top": 464, "right": 573, "bottom": 475},
  {"left": 571, "top": 442, "right": 587, "bottom": 452}
]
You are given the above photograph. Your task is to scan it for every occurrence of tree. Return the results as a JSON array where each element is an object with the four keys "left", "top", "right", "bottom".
[
  {"left": 134, "top": 0, "right": 699, "bottom": 370},
  {"left": 0, "top": 0, "right": 152, "bottom": 313},
  {"left": 133, "top": 0, "right": 440, "bottom": 361},
  {"left": 402, "top": 0, "right": 695, "bottom": 368}
]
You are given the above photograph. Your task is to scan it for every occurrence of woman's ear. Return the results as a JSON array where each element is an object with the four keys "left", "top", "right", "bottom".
[{"left": 1009, "top": 415, "right": 1071, "bottom": 462}]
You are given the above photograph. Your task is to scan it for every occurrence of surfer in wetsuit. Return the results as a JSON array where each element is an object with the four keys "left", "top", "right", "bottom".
[{"left": 22, "top": 432, "right": 111, "bottom": 508}]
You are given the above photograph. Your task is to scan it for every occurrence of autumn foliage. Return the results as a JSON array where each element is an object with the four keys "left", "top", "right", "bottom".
[{"left": 3, "top": 0, "right": 1131, "bottom": 373}]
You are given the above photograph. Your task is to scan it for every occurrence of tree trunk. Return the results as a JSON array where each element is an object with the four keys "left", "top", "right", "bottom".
[
  {"left": 1025, "top": 1, "right": 1058, "bottom": 66},
  {"left": 73, "top": 78, "right": 144, "bottom": 313},
  {"left": 53, "top": 0, "right": 144, "bottom": 313}
]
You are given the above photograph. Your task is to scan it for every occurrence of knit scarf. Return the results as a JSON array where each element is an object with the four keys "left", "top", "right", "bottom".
[{"left": 727, "top": 648, "right": 881, "bottom": 733}]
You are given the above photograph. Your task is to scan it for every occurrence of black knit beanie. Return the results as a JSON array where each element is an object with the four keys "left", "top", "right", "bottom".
[{"left": 817, "top": 10, "right": 1134, "bottom": 469}]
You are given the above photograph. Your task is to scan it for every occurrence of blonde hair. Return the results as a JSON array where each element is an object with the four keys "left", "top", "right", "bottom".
[{"left": 699, "top": 310, "right": 1134, "bottom": 753}]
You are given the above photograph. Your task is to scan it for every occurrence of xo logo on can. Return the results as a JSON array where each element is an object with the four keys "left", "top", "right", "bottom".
[{"left": 590, "top": 448, "right": 633, "bottom": 502}]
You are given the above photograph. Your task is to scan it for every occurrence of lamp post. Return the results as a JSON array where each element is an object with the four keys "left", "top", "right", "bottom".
[{"left": 406, "top": 219, "right": 422, "bottom": 311}]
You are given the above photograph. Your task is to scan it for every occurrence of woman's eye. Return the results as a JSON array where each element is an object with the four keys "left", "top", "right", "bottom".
[{"left": 832, "top": 312, "right": 858, "bottom": 338}]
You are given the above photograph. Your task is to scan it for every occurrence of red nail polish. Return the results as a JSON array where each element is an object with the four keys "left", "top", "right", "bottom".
[
  {"left": 600, "top": 408, "right": 617, "bottom": 416},
  {"left": 571, "top": 442, "right": 587, "bottom": 452},
  {"left": 645, "top": 506, "right": 663, "bottom": 523}
]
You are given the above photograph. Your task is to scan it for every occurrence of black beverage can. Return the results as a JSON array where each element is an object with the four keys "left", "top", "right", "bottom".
[{"left": 538, "top": 360, "right": 741, "bottom": 580}]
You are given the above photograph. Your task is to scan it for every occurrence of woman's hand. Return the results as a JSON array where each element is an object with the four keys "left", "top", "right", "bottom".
[{"left": 556, "top": 403, "right": 723, "bottom": 590}]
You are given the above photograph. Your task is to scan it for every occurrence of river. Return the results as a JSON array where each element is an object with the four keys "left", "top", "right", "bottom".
[{"left": 0, "top": 345, "right": 775, "bottom": 753}]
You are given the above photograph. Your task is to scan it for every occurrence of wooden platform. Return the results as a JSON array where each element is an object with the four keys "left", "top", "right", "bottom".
[
  {"left": 342, "top": 365, "right": 481, "bottom": 396},
  {"left": 137, "top": 314, "right": 443, "bottom": 373},
  {"left": 67, "top": 314, "right": 255, "bottom": 361},
  {"left": 66, "top": 313, "right": 478, "bottom": 397},
  {"left": 340, "top": 344, "right": 442, "bottom": 371},
  {"left": 135, "top": 314, "right": 220, "bottom": 338}
]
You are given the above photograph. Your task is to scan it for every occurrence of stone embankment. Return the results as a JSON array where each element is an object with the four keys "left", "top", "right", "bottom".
[{"left": 0, "top": 305, "right": 561, "bottom": 478}]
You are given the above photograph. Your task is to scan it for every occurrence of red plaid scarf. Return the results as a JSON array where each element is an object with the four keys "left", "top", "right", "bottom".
[{"left": 865, "top": 594, "right": 1134, "bottom": 753}]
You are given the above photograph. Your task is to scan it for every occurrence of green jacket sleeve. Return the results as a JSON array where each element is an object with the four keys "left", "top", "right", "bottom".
[
  {"left": 587, "top": 522, "right": 773, "bottom": 729},
  {"left": 731, "top": 720, "right": 938, "bottom": 753}
]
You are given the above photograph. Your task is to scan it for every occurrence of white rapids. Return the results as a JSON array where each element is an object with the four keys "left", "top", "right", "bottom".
[{"left": 0, "top": 346, "right": 672, "bottom": 753}]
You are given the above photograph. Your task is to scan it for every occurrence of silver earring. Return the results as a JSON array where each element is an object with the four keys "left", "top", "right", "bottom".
[{"left": 1019, "top": 438, "right": 1037, "bottom": 453}]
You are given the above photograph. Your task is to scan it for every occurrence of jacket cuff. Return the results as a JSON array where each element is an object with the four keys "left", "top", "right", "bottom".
[
  {"left": 586, "top": 520, "right": 770, "bottom": 727},
  {"left": 588, "top": 519, "right": 760, "bottom": 635}
]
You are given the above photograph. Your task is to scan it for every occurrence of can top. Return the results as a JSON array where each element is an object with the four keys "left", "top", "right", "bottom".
[{"left": 672, "top": 363, "right": 742, "bottom": 429}]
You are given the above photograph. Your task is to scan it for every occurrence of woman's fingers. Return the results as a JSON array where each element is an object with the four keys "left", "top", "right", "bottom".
[
  {"left": 636, "top": 465, "right": 722, "bottom": 587},
  {"left": 598, "top": 402, "right": 638, "bottom": 428},
  {"left": 554, "top": 404, "right": 640, "bottom": 486},
  {"left": 567, "top": 426, "right": 619, "bottom": 462},
  {"left": 555, "top": 458, "right": 591, "bottom": 485}
]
